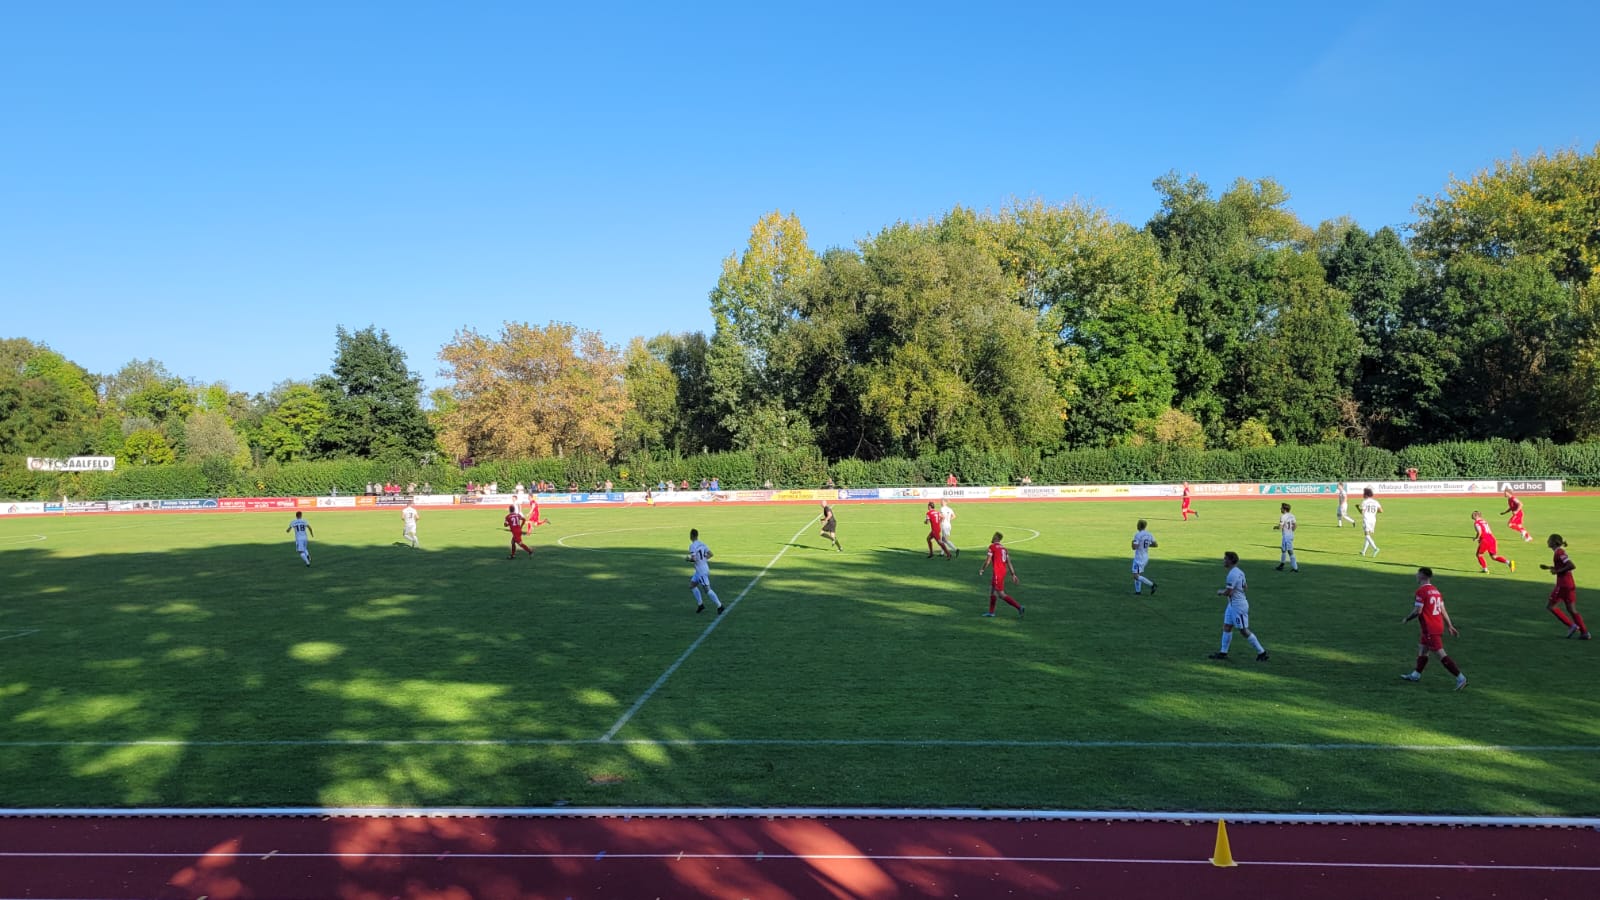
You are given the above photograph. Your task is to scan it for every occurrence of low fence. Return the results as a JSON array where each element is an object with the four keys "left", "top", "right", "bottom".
[{"left": 0, "top": 479, "right": 1566, "bottom": 517}]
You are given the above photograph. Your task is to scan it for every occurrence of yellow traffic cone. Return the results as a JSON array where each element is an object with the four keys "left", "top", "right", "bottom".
[{"left": 1209, "top": 818, "right": 1238, "bottom": 867}]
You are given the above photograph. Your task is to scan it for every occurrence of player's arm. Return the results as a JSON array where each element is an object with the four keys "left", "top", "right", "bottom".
[
  {"left": 978, "top": 552, "right": 991, "bottom": 576},
  {"left": 1546, "top": 557, "right": 1576, "bottom": 575},
  {"left": 1441, "top": 603, "right": 1459, "bottom": 636},
  {"left": 1402, "top": 602, "right": 1421, "bottom": 624},
  {"left": 1008, "top": 561, "right": 1020, "bottom": 583},
  {"left": 306, "top": 525, "right": 314, "bottom": 537}
]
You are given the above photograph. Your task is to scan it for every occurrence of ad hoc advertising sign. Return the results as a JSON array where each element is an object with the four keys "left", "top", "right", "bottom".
[{"left": 26, "top": 456, "right": 116, "bottom": 472}]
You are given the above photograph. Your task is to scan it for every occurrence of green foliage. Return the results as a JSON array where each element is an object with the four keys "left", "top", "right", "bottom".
[
  {"left": 312, "top": 325, "right": 435, "bottom": 461},
  {"left": 121, "top": 428, "right": 175, "bottom": 465},
  {"left": 255, "top": 384, "right": 330, "bottom": 463}
]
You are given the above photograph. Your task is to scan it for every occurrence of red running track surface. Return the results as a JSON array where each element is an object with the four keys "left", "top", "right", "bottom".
[{"left": 2, "top": 815, "right": 1598, "bottom": 899}]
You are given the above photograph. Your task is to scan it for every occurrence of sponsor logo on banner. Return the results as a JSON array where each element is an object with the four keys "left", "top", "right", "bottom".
[
  {"left": 158, "top": 499, "right": 219, "bottom": 510},
  {"left": 26, "top": 456, "right": 116, "bottom": 472},
  {"left": 1060, "top": 485, "right": 1134, "bottom": 497},
  {"left": 2, "top": 502, "right": 46, "bottom": 515},
  {"left": 355, "top": 495, "right": 377, "bottom": 506},
  {"left": 411, "top": 494, "right": 456, "bottom": 506},
  {"left": 732, "top": 490, "right": 774, "bottom": 502},
  {"left": 316, "top": 496, "right": 357, "bottom": 508},
  {"left": 772, "top": 490, "right": 825, "bottom": 501},
  {"left": 1500, "top": 481, "right": 1550, "bottom": 493},
  {"left": 841, "top": 489, "right": 880, "bottom": 500},
  {"left": 1259, "top": 483, "right": 1337, "bottom": 495},
  {"left": 44, "top": 503, "right": 63, "bottom": 512},
  {"left": 1191, "top": 483, "right": 1260, "bottom": 495},
  {"left": 942, "top": 486, "right": 992, "bottom": 499},
  {"left": 218, "top": 497, "right": 298, "bottom": 510},
  {"left": 989, "top": 487, "right": 1018, "bottom": 498},
  {"left": 604, "top": 492, "right": 627, "bottom": 502},
  {"left": 879, "top": 487, "right": 925, "bottom": 499},
  {"left": 1020, "top": 486, "right": 1060, "bottom": 498},
  {"left": 65, "top": 500, "right": 110, "bottom": 512},
  {"left": 373, "top": 495, "right": 411, "bottom": 507},
  {"left": 1349, "top": 480, "right": 1507, "bottom": 495},
  {"left": 109, "top": 500, "right": 159, "bottom": 511}
]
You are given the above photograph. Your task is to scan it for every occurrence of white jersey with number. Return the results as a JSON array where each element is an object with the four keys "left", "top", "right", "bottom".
[
  {"left": 1131, "top": 529, "right": 1156, "bottom": 572},
  {"left": 1360, "top": 498, "right": 1382, "bottom": 532},
  {"left": 1222, "top": 566, "right": 1249, "bottom": 627},
  {"left": 939, "top": 504, "right": 954, "bottom": 536},
  {"left": 288, "top": 518, "right": 311, "bottom": 547},
  {"left": 688, "top": 539, "right": 713, "bottom": 580},
  {"left": 1279, "top": 513, "right": 1296, "bottom": 549},
  {"left": 402, "top": 506, "right": 418, "bottom": 534}
]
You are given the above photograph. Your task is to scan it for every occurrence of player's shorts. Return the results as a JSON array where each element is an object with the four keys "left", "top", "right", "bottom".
[
  {"left": 1509, "top": 512, "right": 1525, "bottom": 528},
  {"left": 821, "top": 520, "right": 837, "bottom": 536},
  {"left": 1281, "top": 536, "right": 1295, "bottom": 552},
  {"left": 1363, "top": 520, "right": 1377, "bottom": 534},
  {"left": 294, "top": 538, "right": 308, "bottom": 551},
  {"left": 928, "top": 528, "right": 941, "bottom": 541},
  {"left": 1478, "top": 538, "right": 1498, "bottom": 555},
  {"left": 990, "top": 576, "right": 1008, "bottom": 593},
  {"left": 403, "top": 525, "right": 417, "bottom": 537},
  {"left": 509, "top": 529, "right": 525, "bottom": 541},
  {"left": 1418, "top": 631, "right": 1444, "bottom": 652},
  {"left": 1223, "top": 602, "right": 1249, "bottom": 629},
  {"left": 1551, "top": 584, "right": 1577, "bottom": 605},
  {"left": 690, "top": 572, "right": 710, "bottom": 589},
  {"left": 1131, "top": 559, "right": 1148, "bottom": 575}
]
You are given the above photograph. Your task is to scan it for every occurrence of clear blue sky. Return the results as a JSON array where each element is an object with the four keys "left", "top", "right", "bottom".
[{"left": 3, "top": 1, "right": 1595, "bottom": 397}]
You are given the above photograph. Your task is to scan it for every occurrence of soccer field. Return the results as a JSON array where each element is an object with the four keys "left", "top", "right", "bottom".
[{"left": 2, "top": 496, "right": 1598, "bottom": 815}]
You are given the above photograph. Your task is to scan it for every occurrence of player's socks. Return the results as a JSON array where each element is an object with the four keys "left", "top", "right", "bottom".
[
  {"left": 1002, "top": 594, "right": 1022, "bottom": 612},
  {"left": 1415, "top": 655, "right": 1429, "bottom": 673},
  {"left": 1246, "top": 634, "right": 1265, "bottom": 654},
  {"left": 1219, "top": 632, "right": 1233, "bottom": 653},
  {"left": 707, "top": 588, "right": 722, "bottom": 608},
  {"left": 1441, "top": 656, "right": 1461, "bottom": 677},
  {"left": 1570, "top": 609, "right": 1587, "bottom": 634},
  {"left": 691, "top": 586, "right": 704, "bottom": 605},
  {"left": 1549, "top": 607, "right": 1574, "bottom": 627},
  {"left": 988, "top": 595, "right": 998, "bottom": 614}
]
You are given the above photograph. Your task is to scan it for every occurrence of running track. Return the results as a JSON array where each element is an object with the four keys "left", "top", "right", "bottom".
[{"left": 4, "top": 812, "right": 1598, "bottom": 899}]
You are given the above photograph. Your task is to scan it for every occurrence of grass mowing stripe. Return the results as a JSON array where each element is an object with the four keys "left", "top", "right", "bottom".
[{"left": 598, "top": 515, "right": 819, "bottom": 741}]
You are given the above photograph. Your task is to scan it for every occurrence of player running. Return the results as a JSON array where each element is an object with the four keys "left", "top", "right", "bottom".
[
  {"left": 687, "top": 528, "right": 723, "bottom": 614},
  {"left": 285, "top": 510, "right": 313, "bottom": 566},
  {"left": 939, "top": 501, "right": 958, "bottom": 555},
  {"left": 1401, "top": 567, "right": 1468, "bottom": 690},
  {"left": 1501, "top": 488, "right": 1533, "bottom": 542},
  {"left": 504, "top": 505, "right": 534, "bottom": 558},
  {"left": 1471, "top": 511, "right": 1514, "bottom": 574},
  {"left": 925, "top": 502, "right": 952, "bottom": 559},
  {"left": 1359, "top": 487, "right": 1383, "bottom": 556},
  {"left": 1181, "top": 482, "right": 1198, "bottom": 521},
  {"left": 818, "top": 501, "right": 842, "bottom": 551},
  {"left": 1540, "top": 534, "right": 1589, "bottom": 639},
  {"left": 1275, "top": 503, "right": 1299, "bottom": 572},
  {"left": 1210, "top": 551, "right": 1268, "bottom": 661},
  {"left": 1335, "top": 481, "right": 1356, "bottom": 527},
  {"left": 1131, "top": 519, "right": 1158, "bottom": 595},
  {"left": 401, "top": 502, "right": 419, "bottom": 548},
  {"left": 526, "top": 493, "right": 549, "bottom": 527},
  {"left": 978, "top": 531, "right": 1023, "bottom": 618}
]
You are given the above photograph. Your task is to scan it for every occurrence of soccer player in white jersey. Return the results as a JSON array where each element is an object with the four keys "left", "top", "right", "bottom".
[
  {"left": 1275, "top": 502, "right": 1299, "bottom": 572},
  {"left": 1130, "top": 519, "right": 1158, "bottom": 595},
  {"left": 1335, "top": 481, "right": 1356, "bottom": 527},
  {"left": 1359, "top": 487, "right": 1384, "bottom": 556},
  {"left": 285, "top": 511, "right": 314, "bottom": 566},
  {"left": 687, "top": 528, "right": 724, "bottom": 615},
  {"left": 938, "top": 501, "right": 958, "bottom": 556},
  {"left": 1210, "top": 551, "right": 1269, "bottom": 661},
  {"left": 401, "top": 502, "right": 419, "bottom": 548}
]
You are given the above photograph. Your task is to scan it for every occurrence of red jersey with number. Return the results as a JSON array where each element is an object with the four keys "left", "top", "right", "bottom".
[
  {"left": 987, "top": 542, "right": 1009, "bottom": 579},
  {"left": 1415, "top": 584, "right": 1445, "bottom": 635},
  {"left": 505, "top": 511, "right": 526, "bottom": 534},
  {"left": 1474, "top": 518, "right": 1494, "bottom": 544},
  {"left": 1507, "top": 495, "right": 1522, "bottom": 513},
  {"left": 1554, "top": 548, "right": 1576, "bottom": 589},
  {"left": 926, "top": 509, "right": 942, "bottom": 537}
]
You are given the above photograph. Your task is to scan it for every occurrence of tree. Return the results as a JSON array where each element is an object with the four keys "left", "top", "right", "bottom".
[
  {"left": 312, "top": 326, "right": 435, "bottom": 460},
  {"left": 1325, "top": 227, "right": 1424, "bottom": 446},
  {"left": 121, "top": 428, "right": 175, "bottom": 465},
  {"left": 256, "top": 383, "right": 331, "bottom": 463},
  {"left": 618, "top": 336, "right": 679, "bottom": 456},
  {"left": 436, "top": 321, "right": 626, "bottom": 461},
  {"left": 0, "top": 343, "right": 99, "bottom": 459}
]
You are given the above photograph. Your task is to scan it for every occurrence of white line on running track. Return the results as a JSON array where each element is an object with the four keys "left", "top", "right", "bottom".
[
  {"left": 599, "top": 516, "right": 819, "bottom": 741},
  {"left": 0, "top": 850, "right": 1596, "bottom": 872},
  {"left": 3, "top": 736, "right": 1598, "bottom": 753}
]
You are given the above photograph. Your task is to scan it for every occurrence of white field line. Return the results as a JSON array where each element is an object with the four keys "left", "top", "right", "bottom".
[
  {"left": 599, "top": 516, "right": 819, "bottom": 741},
  {"left": 0, "top": 629, "right": 40, "bottom": 642},
  {"left": 0, "top": 849, "right": 1597, "bottom": 872},
  {"left": 3, "top": 736, "right": 1599, "bottom": 753},
  {"left": 3, "top": 807, "right": 1600, "bottom": 828}
]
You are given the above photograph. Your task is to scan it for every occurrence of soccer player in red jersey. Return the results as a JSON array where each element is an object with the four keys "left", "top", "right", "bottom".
[
  {"left": 1540, "top": 534, "right": 1589, "bottom": 639},
  {"left": 1401, "top": 567, "right": 1467, "bottom": 690},
  {"left": 978, "top": 531, "right": 1023, "bottom": 618},
  {"left": 1181, "top": 482, "right": 1198, "bottom": 521},
  {"left": 504, "top": 505, "right": 534, "bottom": 558},
  {"left": 526, "top": 494, "right": 549, "bottom": 527},
  {"left": 1471, "top": 511, "right": 1514, "bottom": 574},
  {"left": 1500, "top": 488, "right": 1533, "bottom": 542},
  {"left": 925, "top": 502, "right": 951, "bottom": 559}
]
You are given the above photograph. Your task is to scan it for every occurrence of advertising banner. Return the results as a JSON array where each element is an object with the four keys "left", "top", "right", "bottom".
[
  {"left": 941, "top": 486, "right": 993, "bottom": 499},
  {"left": 1499, "top": 480, "right": 1563, "bottom": 493},
  {"left": 354, "top": 495, "right": 377, "bottom": 507},
  {"left": 1343, "top": 480, "right": 1564, "bottom": 496},
  {"left": 314, "top": 496, "right": 358, "bottom": 509},
  {"left": 65, "top": 500, "right": 110, "bottom": 512},
  {"left": 1, "top": 502, "right": 46, "bottom": 515},
  {"left": 1259, "top": 483, "right": 1338, "bottom": 495},
  {"left": 218, "top": 497, "right": 298, "bottom": 511},
  {"left": 1020, "top": 486, "right": 1061, "bottom": 499},
  {"left": 839, "top": 488, "right": 880, "bottom": 500},
  {"left": 26, "top": 456, "right": 115, "bottom": 472},
  {"left": 157, "top": 499, "right": 219, "bottom": 510},
  {"left": 411, "top": 494, "right": 457, "bottom": 507},
  {"left": 770, "top": 489, "right": 824, "bottom": 501},
  {"left": 877, "top": 487, "right": 928, "bottom": 500},
  {"left": 109, "top": 500, "right": 160, "bottom": 512},
  {"left": 1190, "top": 482, "right": 1261, "bottom": 495},
  {"left": 989, "top": 487, "right": 1019, "bottom": 499}
]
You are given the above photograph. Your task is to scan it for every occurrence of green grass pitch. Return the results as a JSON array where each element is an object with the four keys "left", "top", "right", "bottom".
[{"left": 2, "top": 496, "right": 1598, "bottom": 814}]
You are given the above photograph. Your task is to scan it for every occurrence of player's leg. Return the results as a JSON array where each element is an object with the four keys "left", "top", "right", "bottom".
[
  {"left": 1287, "top": 545, "right": 1298, "bottom": 572},
  {"left": 1133, "top": 564, "right": 1154, "bottom": 594},
  {"left": 1239, "top": 626, "right": 1268, "bottom": 659},
  {"left": 927, "top": 534, "right": 936, "bottom": 558},
  {"left": 1434, "top": 647, "right": 1466, "bottom": 689},
  {"left": 1211, "top": 622, "right": 1235, "bottom": 658},
  {"left": 1476, "top": 550, "right": 1489, "bottom": 572},
  {"left": 691, "top": 576, "right": 706, "bottom": 612},
  {"left": 1404, "top": 641, "right": 1430, "bottom": 680},
  {"left": 1547, "top": 590, "right": 1576, "bottom": 631},
  {"left": 702, "top": 578, "right": 722, "bottom": 611},
  {"left": 997, "top": 584, "right": 1022, "bottom": 614},
  {"left": 984, "top": 590, "right": 998, "bottom": 616},
  {"left": 1566, "top": 602, "right": 1589, "bottom": 638}
]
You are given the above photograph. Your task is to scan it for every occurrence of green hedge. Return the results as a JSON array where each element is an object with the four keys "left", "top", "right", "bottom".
[{"left": 3, "top": 439, "right": 1594, "bottom": 501}]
